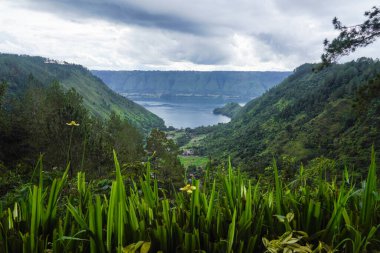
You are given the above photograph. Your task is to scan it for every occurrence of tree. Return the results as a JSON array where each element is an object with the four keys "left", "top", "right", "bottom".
[
  {"left": 321, "top": 6, "right": 380, "bottom": 66},
  {"left": 0, "top": 81, "right": 6, "bottom": 107},
  {"left": 106, "top": 111, "right": 145, "bottom": 163},
  {"left": 0, "top": 81, "right": 6, "bottom": 131},
  {"left": 146, "top": 129, "right": 184, "bottom": 192},
  {"left": 19, "top": 82, "right": 89, "bottom": 169}
]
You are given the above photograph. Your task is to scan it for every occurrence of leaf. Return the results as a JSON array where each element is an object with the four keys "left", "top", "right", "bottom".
[
  {"left": 227, "top": 209, "right": 237, "bottom": 253},
  {"left": 140, "top": 242, "right": 151, "bottom": 253},
  {"left": 286, "top": 212, "right": 294, "bottom": 223},
  {"left": 274, "top": 214, "right": 285, "bottom": 223},
  {"left": 262, "top": 237, "right": 269, "bottom": 248},
  {"left": 285, "top": 238, "right": 301, "bottom": 244}
]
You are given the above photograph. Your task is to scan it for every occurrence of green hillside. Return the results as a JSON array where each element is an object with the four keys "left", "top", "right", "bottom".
[
  {"left": 92, "top": 70, "right": 291, "bottom": 99},
  {"left": 213, "top": 102, "right": 242, "bottom": 118},
  {"left": 0, "top": 54, "right": 164, "bottom": 131},
  {"left": 204, "top": 58, "right": 380, "bottom": 171}
]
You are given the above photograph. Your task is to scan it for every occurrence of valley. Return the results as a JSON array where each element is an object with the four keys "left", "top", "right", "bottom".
[
  {"left": 1, "top": 2, "right": 380, "bottom": 252},
  {"left": 1, "top": 54, "right": 380, "bottom": 252}
]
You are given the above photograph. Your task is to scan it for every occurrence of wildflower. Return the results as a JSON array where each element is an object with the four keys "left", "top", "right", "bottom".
[
  {"left": 180, "top": 184, "right": 196, "bottom": 194},
  {"left": 66, "top": 120, "right": 80, "bottom": 126}
]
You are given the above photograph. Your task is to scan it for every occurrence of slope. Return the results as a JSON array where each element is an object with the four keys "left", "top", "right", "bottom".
[
  {"left": 0, "top": 54, "right": 164, "bottom": 131},
  {"left": 213, "top": 102, "right": 242, "bottom": 118},
  {"left": 204, "top": 58, "right": 380, "bottom": 171}
]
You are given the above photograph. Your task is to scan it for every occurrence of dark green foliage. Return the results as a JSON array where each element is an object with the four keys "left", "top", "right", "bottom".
[
  {"left": 146, "top": 129, "right": 185, "bottom": 192},
  {"left": 106, "top": 112, "right": 145, "bottom": 163},
  {"left": 0, "top": 81, "right": 6, "bottom": 106},
  {"left": 0, "top": 53, "right": 164, "bottom": 132},
  {"left": 0, "top": 81, "right": 146, "bottom": 178},
  {"left": 213, "top": 102, "right": 242, "bottom": 118},
  {"left": 213, "top": 102, "right": 241, "bottom": 118},
  {"left": 92, "top": 70, "right": 291, "bottom": 99},
  {"left": 204, "top": 59, "right": 380, "bottom": 173},
  {"left": 175, "top": 131, "right": 192, "bottom": 147},
  {"left": 321, "top": 6, "right": 380, "bottom": 66}
]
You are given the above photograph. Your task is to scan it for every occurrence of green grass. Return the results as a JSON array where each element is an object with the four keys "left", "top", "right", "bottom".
[
  {"left": 179, "top": 155, "right": 209, "bottom": 168},
  {"left": 166, "top": 130, "right": 185, "bottom": 140},
  {"left": 166, "top": 130, "right": 207, "bottom": 150},
  {"left": 0, "top": 150, "right": 379, "bottom": 252}
]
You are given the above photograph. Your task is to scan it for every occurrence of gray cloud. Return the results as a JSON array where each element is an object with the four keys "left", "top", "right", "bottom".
[
  {"left": 256, "top": 33, "right": 299, "bottom": 57},
  {"left": 168, "top": 38, "right": 232, "bottom": 65},
  {"left": 115, "top": 29, "right": 232, "bottom": 66},
  {"left": 18, "top": 0, "right": 207, "bottom": 35},
  {"left": 2, "top": 0, "right": 380, "bottom": 70}
]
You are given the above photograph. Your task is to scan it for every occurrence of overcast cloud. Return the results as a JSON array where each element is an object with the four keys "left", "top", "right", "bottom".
[{"left": 0, "top": 0, "right": 379, "bottom": 70}]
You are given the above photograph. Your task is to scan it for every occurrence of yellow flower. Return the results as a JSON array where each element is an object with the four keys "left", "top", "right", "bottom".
[
  {"left": 180, "top": 184, "right": 196, "bottom": 194},
  {"left": 66, "top": 121, "right": 80, "bottom": 126},
  {"left": 180, "top": 184, "right": 190, "bottom": 191}
]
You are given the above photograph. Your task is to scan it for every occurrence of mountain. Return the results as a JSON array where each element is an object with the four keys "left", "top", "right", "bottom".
[
  {"left": 0, "top": 54, "right": 164, "bottom": 131},
  {"left": 92, "top": 70, "right": 291, "bottom": 100},
  {"left": 203, "top": 58, "right": 380, "bottom": 171}
]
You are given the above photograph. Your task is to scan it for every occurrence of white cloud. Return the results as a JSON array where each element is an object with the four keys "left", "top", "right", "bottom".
[{"left": 0, "top": 0, "right": 379, "bottom": 70}]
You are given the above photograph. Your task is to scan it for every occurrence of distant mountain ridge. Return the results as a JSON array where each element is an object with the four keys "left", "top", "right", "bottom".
[
  {"left": 0, "top": 54, "right": 164, "bottom": 132},
  {"left": 92, "top": 70, "right": 291, "bottom": 99}
]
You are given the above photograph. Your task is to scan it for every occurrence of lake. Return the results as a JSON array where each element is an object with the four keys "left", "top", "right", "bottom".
[{"left": 128, "top": 96, "right": 246, "bottom": 128}]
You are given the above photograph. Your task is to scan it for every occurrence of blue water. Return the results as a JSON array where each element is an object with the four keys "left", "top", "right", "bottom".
[{"left": 131, "top": 97, "right": 236, "bottom": 129}]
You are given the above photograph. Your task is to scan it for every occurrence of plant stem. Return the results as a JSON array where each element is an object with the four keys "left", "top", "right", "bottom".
[
  {"left": 66, "top": 127, "right": 74, "bottom": 176},
  {"left": 80, "top": 135, "right": 87, "bottom": 171}
]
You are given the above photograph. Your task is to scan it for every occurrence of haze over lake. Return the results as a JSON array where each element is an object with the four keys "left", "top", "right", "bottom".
[
  {"left": 92, "top": 70, "right": 290, "bottom": 128},
  {"left": 126, "top": 96, "right": 245, "bottom": 128}
]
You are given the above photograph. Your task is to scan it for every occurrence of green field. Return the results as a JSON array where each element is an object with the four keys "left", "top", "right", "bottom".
[{"left": 179, "top": 155, "right": 209, "bottom": 168}]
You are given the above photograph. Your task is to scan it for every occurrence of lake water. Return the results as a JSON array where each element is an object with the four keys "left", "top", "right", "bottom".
[{"left": 130, "top": 97, "right": 243, "bottom": 128}]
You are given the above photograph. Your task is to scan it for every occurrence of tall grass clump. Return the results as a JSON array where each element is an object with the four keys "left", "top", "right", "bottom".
[{"left": 0, "top": 150, "right": 379, "bottom": 252}]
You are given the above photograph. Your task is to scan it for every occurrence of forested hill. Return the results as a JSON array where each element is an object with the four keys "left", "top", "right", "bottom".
[
  {"left": 204, "top": 58, "right": 380, "bottom": 171},
  {"left": 0, "top": 54, "right": 164, "bottom": 131},
  {"left": 92, "top": 70, "right": 291, "bottom": 99}
]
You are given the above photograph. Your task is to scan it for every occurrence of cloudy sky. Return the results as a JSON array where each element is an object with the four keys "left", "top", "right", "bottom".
[{"left": 1, "top": 0, "right": 379, "bottom": 71}]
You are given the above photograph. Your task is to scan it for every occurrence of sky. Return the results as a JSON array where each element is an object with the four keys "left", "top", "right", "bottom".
[{"left": 1, "top": 0, "right": 379, "bottom": 71}]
